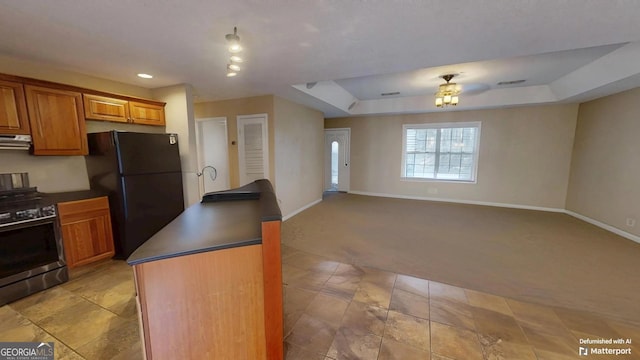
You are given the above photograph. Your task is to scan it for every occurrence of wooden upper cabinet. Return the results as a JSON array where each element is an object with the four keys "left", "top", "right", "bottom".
[
  {"left": 0, "top": 80, "right": 30, "bottom": 134},
  {"left": 25, "top": 85, "right": 88, "bottom": 155},
  {"left": 129, "top": 101, "right": 165, "bottom": 126},
  {"left": 83, "top": 94, "right": 130, "bottom": 123},
  {"left": 83, "top": 94, "right": 165, "bottom": 126}
]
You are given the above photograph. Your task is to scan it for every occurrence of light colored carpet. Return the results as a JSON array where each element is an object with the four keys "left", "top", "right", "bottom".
[{"left": 282, "top": 192, "right": 640, "bottom": 325}]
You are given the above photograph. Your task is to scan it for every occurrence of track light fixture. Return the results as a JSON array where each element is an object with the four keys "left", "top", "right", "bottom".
[
  {"left": 226, "top": 64, "right": 237, "bottom": 77},
  {"left": 225, "top": 27, "right": 244, "bottom": 77},
  {"left": 225, "top": 27, "right": 242, "bottom": 53}
]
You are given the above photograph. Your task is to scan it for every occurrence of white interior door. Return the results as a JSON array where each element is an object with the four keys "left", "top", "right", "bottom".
[
  {"left": 237, "top": 114, "right": 269, "bottom": 186},
  {"left": 196, "top": 117, "right": 230, "bottom": 195},
  {"left": 324, "top": 128, "right": 350, "bottom": 192}
]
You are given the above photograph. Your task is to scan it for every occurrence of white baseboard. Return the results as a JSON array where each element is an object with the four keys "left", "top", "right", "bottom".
[
  {"left": 564, "top": 210, "right": 640, "bottom": 244},
  {"left": 283, "top": 198, "right": 322, "bottom": 221},
  {"left": 348, "top": 190, "right": 640, "bottom": 244},
  {"left": 348, "top": 190, "right": 565, "bottom": 213}
]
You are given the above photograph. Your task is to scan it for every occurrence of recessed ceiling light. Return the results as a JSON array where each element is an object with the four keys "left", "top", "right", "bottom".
[
  {"left": 226, "top": 71, "right": 237, "bottom": 77},
  {"left": 137, "top": 73, "right": 153, "bottom": 79},
  {"left": 230, "top": 55, "right": 243, "bottom": 63},
  {"left": 228, "top": 64, "right": 241, "bottom": 72}
]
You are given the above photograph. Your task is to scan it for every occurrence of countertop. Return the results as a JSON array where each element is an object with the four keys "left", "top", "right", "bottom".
[
  {"left": 126, "top": 179, "right": 282, "bottom": 266},
  {"left": 40, "top": 189, "right": 109, "bottom": 206}
]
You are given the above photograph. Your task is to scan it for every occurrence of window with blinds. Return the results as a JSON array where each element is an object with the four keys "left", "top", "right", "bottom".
[{"left": 401, "top": 122, "right": 481, "bottom": 182}]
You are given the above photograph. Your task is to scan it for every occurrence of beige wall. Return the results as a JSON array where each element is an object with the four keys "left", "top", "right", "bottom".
[
  {"left": 0, "top": 153, "right": 89, "bottom": 192},
  {"left": 194, "top": 96, "right": 275, "bottom": 188},
  {"left": 273, "top": 96, "right": 324, "bottom": 217},
  {"left": 152, "top": 85, "right": 198, "bottom": 207},
  {"left": 326, "top": 104, "right": 578, "bottom": 209},
  {"left": 566, "top": 88, "right": 640, "bottom": 237},
  {"left": 0, "top": 57, "right": 158, "bottom": 193}
]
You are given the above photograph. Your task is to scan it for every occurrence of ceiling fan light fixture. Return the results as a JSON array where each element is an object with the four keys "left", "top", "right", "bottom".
[
  {"left": 229, "top": 55, "right": 243, "bottom": 63},
  {"left": 226, "top": 71, "right": 237, "bottom": 77},
  {"left": 228, "top": 63, "right": 241, "bottom": 72},
  {"left": 435, "top": 74, "right": 461, "bottom": 108}
]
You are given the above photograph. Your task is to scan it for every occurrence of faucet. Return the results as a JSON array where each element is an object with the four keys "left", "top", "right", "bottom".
[{"left": 196, "top": 166, "right": 217, "bottom": 181}]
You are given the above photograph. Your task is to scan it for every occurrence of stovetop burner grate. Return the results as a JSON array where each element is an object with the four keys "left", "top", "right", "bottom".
[{"left": 0, "top": 187, "right": 43, "bottom": 212}]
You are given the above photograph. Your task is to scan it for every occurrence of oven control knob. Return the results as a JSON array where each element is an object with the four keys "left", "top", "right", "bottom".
[
  {"left": 15, "top": 209, "right": 39, "bottom": 220},
  {"left": 0, "top": 212, "right": 11, "bottom": 224},
  {"left": 41, "top": 205, "right": 56, "bottom": 217}
]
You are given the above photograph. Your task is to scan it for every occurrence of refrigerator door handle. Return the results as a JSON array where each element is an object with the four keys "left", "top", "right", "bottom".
[{"left": 120, "top": 177, "right": 128, "bottom": 219}]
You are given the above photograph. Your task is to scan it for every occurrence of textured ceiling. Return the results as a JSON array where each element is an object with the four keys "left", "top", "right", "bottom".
[{"left": 1, "top": 0, "right": 639, "bottom": 117}]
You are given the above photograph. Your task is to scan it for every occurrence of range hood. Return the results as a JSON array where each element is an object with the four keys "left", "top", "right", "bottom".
[{"left": 0, "top": 134, "right": 32, "bottom": 150}]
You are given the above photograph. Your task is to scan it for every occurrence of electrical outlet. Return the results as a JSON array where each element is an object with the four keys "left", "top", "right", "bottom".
[{"left": 626, "top": 218, "right": 636, "bottom": 227}]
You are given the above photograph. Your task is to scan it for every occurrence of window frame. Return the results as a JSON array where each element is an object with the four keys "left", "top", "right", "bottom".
[{"left": 401, "top": 121, "right": 481, "bottom": 183}]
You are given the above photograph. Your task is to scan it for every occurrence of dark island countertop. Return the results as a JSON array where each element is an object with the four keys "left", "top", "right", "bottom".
[{"left": 127, "top": 179, "right": 282, "bottom": 266}]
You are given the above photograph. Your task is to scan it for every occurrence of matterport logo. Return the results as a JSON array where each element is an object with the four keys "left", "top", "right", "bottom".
[
  {"left": 579, "top": 337, "right": 633, "bottom": 357},
  {"left": 0, "top": 342, "right": 54, "bottom": 360}
]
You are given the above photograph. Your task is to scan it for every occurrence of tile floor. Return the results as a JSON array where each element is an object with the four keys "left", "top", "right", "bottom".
[
  {"left": 1, "top": 246, "right": 639, "bottom": 360},
  {"left": 0, "top": 260, "right": 141, "bottom": 359},
  {"left": 281, "top": 245, "right": 640, "bottom": 360}
]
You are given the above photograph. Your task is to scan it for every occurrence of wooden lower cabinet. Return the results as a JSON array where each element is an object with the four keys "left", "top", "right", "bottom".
[{"left": 58, "top": 196, "right": 115, "bottom": 268}]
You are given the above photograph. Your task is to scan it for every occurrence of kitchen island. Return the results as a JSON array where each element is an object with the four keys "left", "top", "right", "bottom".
[{"left": 127, "top": 179, "right": 283, "bottom": 360}]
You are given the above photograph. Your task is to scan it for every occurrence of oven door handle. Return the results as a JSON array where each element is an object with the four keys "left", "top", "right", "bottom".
[{"left": 0, "top": 214, "right": 57, "bottom": 229}]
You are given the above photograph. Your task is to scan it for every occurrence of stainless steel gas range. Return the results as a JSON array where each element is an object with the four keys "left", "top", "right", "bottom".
[{"left": 0, "top": 173, "right": 68, "bottom": 305}]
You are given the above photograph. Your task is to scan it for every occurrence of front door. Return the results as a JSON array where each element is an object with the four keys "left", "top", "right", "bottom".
[{"left": 324, "top": 128, "right": 350, "bottom": 192}]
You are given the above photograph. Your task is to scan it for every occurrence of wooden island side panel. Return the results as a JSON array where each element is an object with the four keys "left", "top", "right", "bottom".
[
  {"left": 261, "top": 220, "right": 284, "bottom": 360},
  {"left": 134, "top": 245, "right": 267, "bottom": 360}
]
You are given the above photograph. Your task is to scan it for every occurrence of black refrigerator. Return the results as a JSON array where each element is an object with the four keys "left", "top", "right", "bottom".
[{"left": 85, "top": 131, "right": 185, "bottom": 259}]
